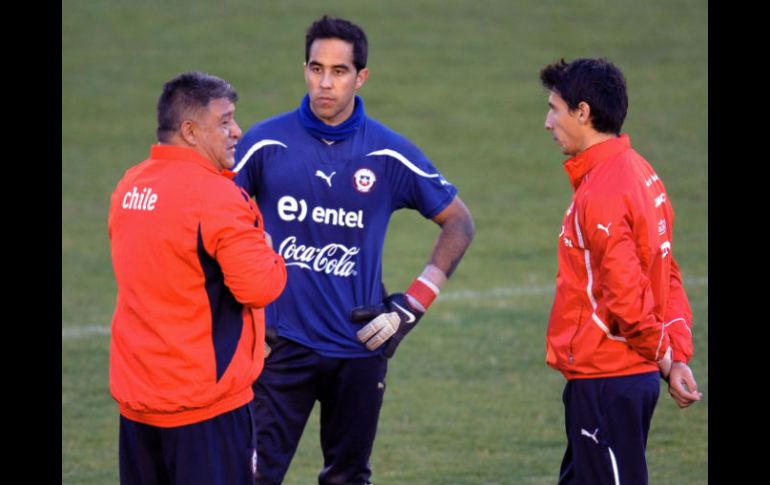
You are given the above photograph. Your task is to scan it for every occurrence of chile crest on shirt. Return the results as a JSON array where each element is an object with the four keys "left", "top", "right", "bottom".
[{"left": 353, "top": 167, "right": 377, "bottom": 193}]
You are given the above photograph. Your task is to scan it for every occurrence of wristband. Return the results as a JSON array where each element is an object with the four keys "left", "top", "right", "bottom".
[{"left": 406, "top": 277, "right": 439, "bottom": 310}]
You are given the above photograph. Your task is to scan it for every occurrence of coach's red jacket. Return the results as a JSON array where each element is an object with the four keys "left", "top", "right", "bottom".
[
  {"left": 546, "top": 135, "right": 693, "bottom": 380},
  {"left": 108, "top": 145, "right": 286, "bottom": 427}
]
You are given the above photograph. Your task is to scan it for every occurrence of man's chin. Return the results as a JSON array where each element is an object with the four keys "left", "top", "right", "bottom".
[{"left": 312, "top": 105, "right": 338, "bottom": 123}]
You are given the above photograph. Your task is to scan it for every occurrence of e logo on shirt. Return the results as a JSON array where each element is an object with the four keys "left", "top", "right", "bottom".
[{"left": 277, "top": 195, "right": 364, "bottom": 229}]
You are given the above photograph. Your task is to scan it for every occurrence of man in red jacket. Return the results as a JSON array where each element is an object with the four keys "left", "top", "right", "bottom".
[
  {"left": 540, "top": 58, "right": 702, "bottom": 485},
  {"left": 108, "top": 71, "right": 287, "bottom": 485}
]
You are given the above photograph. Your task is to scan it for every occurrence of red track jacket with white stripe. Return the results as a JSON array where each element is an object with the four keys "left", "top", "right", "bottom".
[
  {"left": 546, "top": 135, "right": 693, "bottom": 380},
  {"left": 108, "top": 145, "right": 287, "bottom": 427}
]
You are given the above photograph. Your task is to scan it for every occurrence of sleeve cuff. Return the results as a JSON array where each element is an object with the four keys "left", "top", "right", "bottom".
[{"left": 671, "top": 347, "right": 687, "bottom": 363}]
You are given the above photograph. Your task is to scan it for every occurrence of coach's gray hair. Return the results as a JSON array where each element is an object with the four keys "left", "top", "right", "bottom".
[{"left": 156, "top": 71, "right": 238, "bottom": 143}]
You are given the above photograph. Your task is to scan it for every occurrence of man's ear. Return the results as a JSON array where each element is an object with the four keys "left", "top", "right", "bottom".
[
  {"left": 355, "top": 67, "right": 369, "bottom": 91},
  {"left": 179, "top": 119, "right": 197, "bottom": 145},
  {"left": 577, "top": 101, "right": 591, "bottom": 125}
]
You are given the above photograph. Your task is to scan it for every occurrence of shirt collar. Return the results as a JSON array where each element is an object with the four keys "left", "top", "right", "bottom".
[{"left": 297, "top": 94, "right": 365, "bottom": 142}]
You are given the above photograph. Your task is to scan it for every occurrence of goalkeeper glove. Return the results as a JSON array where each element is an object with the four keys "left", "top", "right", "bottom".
[{"left": 349, "top": 293, "right": 425, "bottom": 358}]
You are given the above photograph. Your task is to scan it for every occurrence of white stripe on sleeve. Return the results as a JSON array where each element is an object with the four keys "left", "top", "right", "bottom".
[
  {"left": 233, "top": 139, "right": 287, "bottom": 173},
  {"left": 366, "top": 149, "right": 440, "bottom": 178}
]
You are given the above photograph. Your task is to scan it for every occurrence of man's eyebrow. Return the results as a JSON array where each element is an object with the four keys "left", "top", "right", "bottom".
[{"left": 308, "top": 60, "right": 351, "bottom": 70}]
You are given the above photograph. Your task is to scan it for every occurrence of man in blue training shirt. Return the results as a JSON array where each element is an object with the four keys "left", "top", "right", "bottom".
[{"left": 234, "top": 15, "right": 475, "bottom": 485}]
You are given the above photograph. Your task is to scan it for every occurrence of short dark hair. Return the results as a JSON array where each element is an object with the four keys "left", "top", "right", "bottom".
[
  {"left": 156, "top": 71, "right": 238, "bottom": 143},
  {"left": 305, "top": 15, "right": 368, "bottom": 71},
  {"left": 539, "top": 58, "right": 628, "bottom": 135}
]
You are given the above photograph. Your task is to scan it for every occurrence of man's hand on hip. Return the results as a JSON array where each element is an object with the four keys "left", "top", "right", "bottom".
[{"left": 350, "top": 293, "right": 425, "bottom": 358}]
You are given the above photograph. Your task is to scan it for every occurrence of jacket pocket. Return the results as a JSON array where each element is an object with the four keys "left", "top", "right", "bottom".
[{"left": 567, "top": 303, "right": 586, "bottom": 366}]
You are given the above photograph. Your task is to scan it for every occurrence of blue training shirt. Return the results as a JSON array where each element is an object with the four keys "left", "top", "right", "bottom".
[{"left": 233, "top": 101, "right": 457, "bottom": 358}]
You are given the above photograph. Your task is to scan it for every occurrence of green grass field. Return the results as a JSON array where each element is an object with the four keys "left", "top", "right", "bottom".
[{"left": 62, "top": 1, "right": 708, "bottom": 483}]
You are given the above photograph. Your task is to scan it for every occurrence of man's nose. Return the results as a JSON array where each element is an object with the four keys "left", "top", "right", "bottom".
[
  {"left": 231, "top": 120, "right": 243, "bottom": 139},
  {"left": 320, "top": 71, "right": 333, "bottom": 88}
]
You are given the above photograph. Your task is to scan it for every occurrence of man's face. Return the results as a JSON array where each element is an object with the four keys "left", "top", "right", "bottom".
[
  {"left": 191, "top": 97, "right": 242, "bottom": 170},
  {"left": 304, "top": 38, "right": 368, "bottom": 126},
  {"left": 544, "top": 91, "right": 584, "bottom": 157}
]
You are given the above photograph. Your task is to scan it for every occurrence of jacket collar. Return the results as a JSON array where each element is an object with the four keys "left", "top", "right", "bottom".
[
  {"left": 563, "top": 134, "right": 631, "bottom": 190},
  {"left": 149, "top": 144, "right": 224, "bottom": 175}
]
